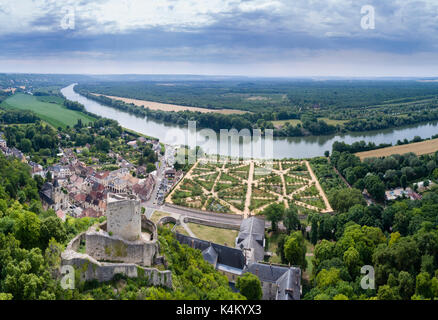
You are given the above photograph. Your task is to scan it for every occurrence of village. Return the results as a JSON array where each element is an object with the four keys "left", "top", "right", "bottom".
[{"left": 0, "top": 132, "right": 183, "bottom": 222}]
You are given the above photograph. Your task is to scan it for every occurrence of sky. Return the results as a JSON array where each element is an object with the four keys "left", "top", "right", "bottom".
[{"left": 0, "top": 0, "right": 438, "bottom": 77}]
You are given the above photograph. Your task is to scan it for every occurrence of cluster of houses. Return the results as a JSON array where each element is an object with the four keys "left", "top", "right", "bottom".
[
  {"left": 385, "top": 187, "right": 422, "bottom": 201},
  {"left": 37, "top": 149, "right": 158, "bottom": 221},
  {"left": 1, "top": 130, "right": 185, "bottom": 222},
  {"left": 126, "top": 136, "right": 162, "bottom": 154},
  {"left": 0, "top": 135, "right": 26, "bottom": 163},
  {"left": 176, "top": 217, "right": 302, "bottom": 300}
]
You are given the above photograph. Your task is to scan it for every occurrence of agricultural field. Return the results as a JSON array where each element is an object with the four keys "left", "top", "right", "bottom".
[
  {"left": 91, "top": 93, "right": 247, "bottom": 115},
  {"left": 1, "top": 93, "right": 96, "bottom": 128},
  {"left": 166, "top": 158, "right": 333, "bottom": 217},
  {"left": 355, "top": 137, "right": 438, "bottom": 159}
]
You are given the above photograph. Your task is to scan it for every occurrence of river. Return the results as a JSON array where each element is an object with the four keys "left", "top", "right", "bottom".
[{"left": 61, "top": 84, "right": 438, "bottom": 159}]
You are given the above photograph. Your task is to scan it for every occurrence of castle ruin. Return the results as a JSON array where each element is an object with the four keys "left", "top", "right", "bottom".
[{"left": 61, "top": 193, "right": 171, "bottom": 287}]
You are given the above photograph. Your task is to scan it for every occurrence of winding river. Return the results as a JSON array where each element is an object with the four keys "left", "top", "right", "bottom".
[{"left": 61, "top": 84, "right": 438, "bottom": 159}]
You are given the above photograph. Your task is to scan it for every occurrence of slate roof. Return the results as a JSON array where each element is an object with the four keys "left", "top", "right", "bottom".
[
  {"left": 245, "top": 262, "right": 290, "bottom": 283},
  {"left": 39, "top": 182, "right": 54, "bottom": 205},
  {"left": 236, "top": 217, "right": 265, "bottom": 263},
  {"left": 202, "top": 246, "right": 218, "bottom": 267},
  {"left": 175, "top": 233, "right": 246, "bottom": 271},
  {"left": 275, "top": 268, "right": 301, "bottom": 300},
  {"left": 245, "top": 262, "right": 301, "bottom": 300}
]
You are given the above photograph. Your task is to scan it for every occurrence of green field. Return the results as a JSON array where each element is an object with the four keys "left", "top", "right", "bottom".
[
  {"left": 272, "top": 119, "right": 302, "bottom": 127},
  {"left": 1, "top": 93, "right": 96, "bottom": 128}
]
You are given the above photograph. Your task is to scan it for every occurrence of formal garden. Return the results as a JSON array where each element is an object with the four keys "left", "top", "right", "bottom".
[{"left": 167, "top": 158, "right": 333, "bottom": 216}]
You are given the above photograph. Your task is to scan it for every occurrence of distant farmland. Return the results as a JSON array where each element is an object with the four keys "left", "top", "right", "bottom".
[
  {"left": 356, "top": 138, "right": 438, "bottom": 159},
  {"left": 1, "top": 93, "right": 96, "bottom": 128},
  {"left": 91, "top": 93, "right": 248, "bottom": 115}
]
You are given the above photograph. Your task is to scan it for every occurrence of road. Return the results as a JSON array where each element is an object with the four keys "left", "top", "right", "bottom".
[{"left": 143, "top": 145, "right": 168, "bottom": 213}]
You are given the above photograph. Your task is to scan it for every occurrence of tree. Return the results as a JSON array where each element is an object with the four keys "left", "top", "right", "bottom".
[
  {"left": 236, "top": 273, "right": 262, "bottom": 300},
  {"left": 400, "top": 175, "right": 407, "bottom": 190},
  {"left": 284, "top": 206, "right": 300, "bottom": 233},
  {"left": 19, "top": 138, "right": 32, "bottom": 153},
  {"left": 95, "top": 137, "right": 110, "bottom": 152},
  {"left": 40, "top": 216, "right": 67, "bottom": 249},
  {"left": 328, "top": 188, "right": 366, "bottom": 213},
  {"left": 415, "top": 272, "right": 432, "bottom": 299},
  {"left": 262, "top": 203, "right": 284, "bottom": 232},
  {"left": 284, "top": 231, "right": 307, "bottom": 270},
  {"left": 397, "top": 271, "right": 415, "bottom": 300},
  {"left": 364, "top": 175, "right": 386, "bottom": 202},
  {"left": 13, "top": 209, "right": 41, "bottom": 250},
  {"left": 146, "top": 163, "right": 156, "bottom": 173},
  {"left": 276, "top": 234, "right": 287, "bottom": 264},
  {"left": 310, "top": 219, "right": 318, "bottom": 245},
  {"left": 377, "top": 285, "right": 400, "bottom": 300},
  {"left": 343, "top": 247, "right": 361, "bottom": 276}
]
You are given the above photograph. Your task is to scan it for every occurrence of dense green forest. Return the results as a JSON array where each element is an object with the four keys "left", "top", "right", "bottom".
[{"left": 302, "top": 189, "right": 438, "bottom": 300}]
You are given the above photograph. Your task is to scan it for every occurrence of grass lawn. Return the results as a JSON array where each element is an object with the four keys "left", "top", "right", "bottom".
[
  {"left": 318, "top": 117, "right": 348, "bottom": 126},
  {"left": 304, "top": 239, "right": 315, "bottom": 276},
  {"left": 273, "top": 117, "right": 348, "bottom": 128},
  {"left": 305, "top": 255, "right": 314, "bottom": 276},
  {"left": 174, "top": 225, "right": 189, "bottom": 236},
  {"left": 187, "top": 223, "right": 238, "bottom": 247},
  {"left": 149, "top": 210, "right": 173, "bottom": 224},
  {"left": 1, "top": 93, "right": 96, "bottom": 129},
  {"left": 272, "top": 119, "right": 302, "bottom": 127},
  {"left": 266, "top": 231, "right": 285, "bottom": 264}
]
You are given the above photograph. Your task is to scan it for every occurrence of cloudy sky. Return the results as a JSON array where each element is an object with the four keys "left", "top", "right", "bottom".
[{"left": 0, "top": 0, "right": 437, "bottom": 77}]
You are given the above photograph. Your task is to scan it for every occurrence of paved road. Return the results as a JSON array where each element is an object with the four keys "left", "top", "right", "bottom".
[{"left": 145, "top": 202, "right": 286, "bottom": 231}]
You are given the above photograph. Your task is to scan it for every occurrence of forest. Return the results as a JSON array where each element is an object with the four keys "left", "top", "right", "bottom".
[{"left": 302, "top": 188, "right": 438, "bottom": 300}]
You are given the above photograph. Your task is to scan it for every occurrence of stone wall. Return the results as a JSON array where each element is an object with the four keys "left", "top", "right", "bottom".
[
  {"left": 164, "top": 203, "right": 243, "bottom": 222},
  {"left": 62, "top": 230, "right": 172, "bottom": 288},
  {"left": 184, "top": 216, "right": 240, "bottom": 230},
  {"left": 85, "top": 230, "right": 158, "bottom": 266},
  {"left": 260, "top": 280, "right": 278, "bottom": 300},
  {"left": 157, "top": 216, "right": 178, "bottom": 227},
  {"left": 107, "top": 194, "right": 141, "bottom": 241}
]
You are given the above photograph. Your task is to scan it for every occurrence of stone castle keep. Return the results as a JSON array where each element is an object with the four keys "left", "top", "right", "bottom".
[
  {"left": 61, "top": 193, "right": 172, "bottom": 287},
  {"left": 107, "top": 194, "right": 142, "bottom": 241}
]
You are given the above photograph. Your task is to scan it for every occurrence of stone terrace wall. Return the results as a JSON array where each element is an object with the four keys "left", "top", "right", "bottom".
[
  {"left": 184, "top": 217, "right": 240, "bottom": 230},
  {"left": 62, "top": 232, "right": 172, "bottom": 288},
  {"left": 85, "top": 231, "right": 158, "bottom": 266}
]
